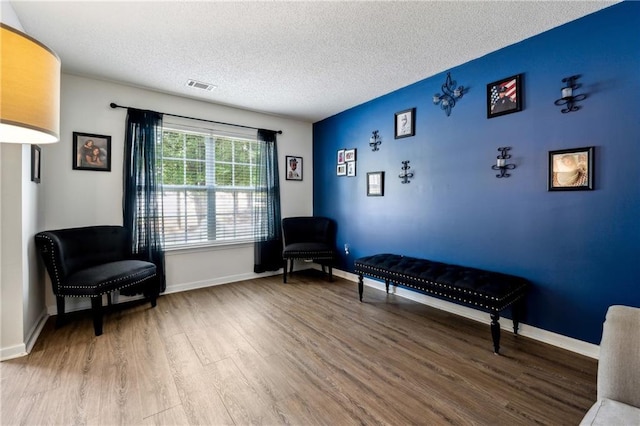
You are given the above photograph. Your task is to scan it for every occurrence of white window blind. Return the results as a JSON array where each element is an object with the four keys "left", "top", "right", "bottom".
[{"left": 160, "top": 126, "right": 264, "bottom": 247}]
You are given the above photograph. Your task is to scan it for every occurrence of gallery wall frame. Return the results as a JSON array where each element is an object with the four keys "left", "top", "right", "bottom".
[
  {"left": 548, "top": 146, "right": 594, "bottom": 191},
  {"left": 73, "top": 132, "right": 112, "bottom": 171},
  {"left": 31, "top": 144, "right": 41, "bottom": 183},
  {"left": 286, "top": 155, "right": 303, "bottom": 181},
  {"left": 395, "top": 108, "right": 416, "bottom": 139},
  {"left": 367, "top": 171, "right": 384, "bottom": 196},
  {"left": 487, "top": 74, "right": 523, "bottom": 119}
]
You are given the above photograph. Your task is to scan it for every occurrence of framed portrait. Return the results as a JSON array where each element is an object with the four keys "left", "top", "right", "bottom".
[
  {"left": 73, "top": 132, "right": 111, "bottom": 171},
  {"left": 487, "top": 74, "right": 523, "bottom": 119},
  {"left": 344, "top": 148, "right": 357, "bottom": 162},
  {"left": 337, "top": 164, "right": 347, "bottom": 176},
  {"left": 31, "top": 145, "right": 41, "bottom": 183},
  {"left": 548, "top": 146, "right": 594, "bottom": 191},
  {"left": 367, "top": 171, "right": 384, "bottom": 196},
  {"left": 395, "top": 108, "right": 416, "bottom": 139},
  {"left": 337, "top": 149, "right": 345, "bottom": 165},
  {"left": 347, "top": 161, "right": 356, "bottom": 177},
  {"left": 286, "top": 155, "right": 303, "bottom": 181}
]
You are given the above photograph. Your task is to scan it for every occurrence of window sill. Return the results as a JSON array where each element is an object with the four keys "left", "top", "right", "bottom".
[{"left": 165, "top": 240, "right": 254, "bottom": 256}]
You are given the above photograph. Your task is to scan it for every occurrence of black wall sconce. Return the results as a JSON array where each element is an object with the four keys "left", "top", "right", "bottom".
[
  {"left": 554, "top": 75, "right": 587, "bottom": 113},
  {"left": 491, "top": 147, "right": 516, "bottom": 178},
  {"left": 433, "top": 72, "right": 464, "bottom": 117},
  {"left": 399, "top": 160, "right": 414, "bottom": 184},
  {"left": 369, "top": 130, "right": 381, "bottom": 151}
]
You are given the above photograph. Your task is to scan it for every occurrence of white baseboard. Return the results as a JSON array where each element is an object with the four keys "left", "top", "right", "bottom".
[
  {"left": 331, "top": 268, "right": 600, "bottom": 359},
  {"left": 0, "top": 308, "right": 48, "bottom": 361}
]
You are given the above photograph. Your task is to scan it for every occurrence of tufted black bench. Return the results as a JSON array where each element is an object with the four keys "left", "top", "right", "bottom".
[{"left": 354, "top": 253, "right": 529, "bottom": 353}]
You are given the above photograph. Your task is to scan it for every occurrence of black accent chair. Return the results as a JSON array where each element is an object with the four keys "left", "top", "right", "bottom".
[
  {"left": 282, "top": 216, "right": 337, "bottom": 283},
  {"left": 35, "top": 225, "right": 160, "bottom": 336}
]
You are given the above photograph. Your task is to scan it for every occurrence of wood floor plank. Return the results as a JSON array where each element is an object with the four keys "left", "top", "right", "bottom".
[
  {"left": 1, "top": 273, "right": 597, "bottom": 425},
  {"left": 163, "top": 332, "right": 235, "bottom": 425}
]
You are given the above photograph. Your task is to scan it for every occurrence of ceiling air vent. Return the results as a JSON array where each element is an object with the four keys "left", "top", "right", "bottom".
[{"left": 186, "top": 79, "right": 217, "bottom": 91}]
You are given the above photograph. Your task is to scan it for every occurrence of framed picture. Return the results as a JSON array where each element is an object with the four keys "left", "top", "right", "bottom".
[
  {"left": 367, "top": 171, "right": 384, "bottom": 196},
  {"left": 73, "top": 132, "right": 111, "bottom": 171},
  {"left": 487, "top": 74, "right": 523, "bottom": 119},
  {"left": 347, "top": 161, "right": 356, "bottom": 177},
  {"left": 337, "top": 149, "right": 345, "bottom": 165},
  {"left": 31, "top": 145, "right": 41, "bottom": 183},
  {"left": 395, "top": 108, "right": 415, "bottom": 139},
  {"left": 344, "top": 148, "right": 357, "bottom": 162},
  {"left": 286, "top": 155, "right": 303, "bottom": 181},
  {"left": 548, "top": 146, "right": 594, "bottom": 191},
  {"left": 337, "top": 164, "right": 347, "bottom": 176}
]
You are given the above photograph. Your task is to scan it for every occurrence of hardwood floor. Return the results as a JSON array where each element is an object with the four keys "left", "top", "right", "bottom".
[{"left": 1, "top": 271, "right": 597, "bottom": 425}]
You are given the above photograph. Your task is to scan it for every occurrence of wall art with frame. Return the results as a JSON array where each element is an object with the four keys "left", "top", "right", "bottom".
[
  {"left": 548, "top": 146, "right": 594, "bottom": 191},
  {"left": 73, "top": 132, "right": 112, "bottom": 171},
  {"left": 31, "top": 144, "right": 41, "bottom": 183},
  {"left": 286, "top": 155, "right": 303, "bottom": 181},
  {"left": 487, "top": 74, "right": 522, "bottom": 119},
  {"left": 367, "top": 171, "right": 384, "bottom": 196},
  {"left": 395, "top": 107, "right": 415, "bottom": 139}
]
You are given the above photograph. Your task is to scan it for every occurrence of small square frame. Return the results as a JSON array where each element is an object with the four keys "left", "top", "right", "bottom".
[
  {"left": 548, "top": 146, "right": 594, "bottom": 191},
  {"left": 487, "top": 74, "right": 523, "bottom": 119},
  {"left": 344, "top": 148, "right": 357, "bottom": 162},
  {"left": 31, "top": 145, "right": 41, "bottom": 183},
  {"left": 73, "top": 132, "right": 112, "bottom": 171},
  {"left": 395, "top": 108, "right": 416, "bottom": 139},
  {"left": 286, "top": 155, "right": 303, "bottom": 181},
  {"left": 367, "top": 171, "right": 384, "bottom": 196},
  {"left": 337, "top": 149, "right": 345, "bottom": 165},
  {"left": 336, "top": 164, "right": 347, "bottom": 176}
]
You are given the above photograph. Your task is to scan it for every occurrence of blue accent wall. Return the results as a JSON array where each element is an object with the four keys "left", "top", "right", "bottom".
[{"left": 312, "top": 2, "right": 640, "bottom": 344}]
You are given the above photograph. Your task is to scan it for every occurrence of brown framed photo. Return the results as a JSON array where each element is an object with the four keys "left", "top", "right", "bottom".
[
  {"left": 487, "top": 74, "right": 523, "bottom": 119},
  {"left": 548, "top": 146, "right": 594, "bottom": 191},
  {"left": 337, "top": 164, "right": 347, "bottom": 176},
  {"left": 286, "top": 155, "right": 303, "bottom": 181},
  {"left": 337, "top": 149, "right": 345, "bottom": 165},
  {"left": 73, "top": 132, "right": 111, "bottom": 171},
  {"left": 395, "top": 108, "right": 415, "bottom": 139},
  {"left": 31, "top": 145, "right": 41, "bottom": 183},
  {"left": 367, "top": 171, "right": 384, "bottom": 196}
]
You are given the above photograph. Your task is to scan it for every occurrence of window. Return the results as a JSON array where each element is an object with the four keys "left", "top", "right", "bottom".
[{"left": 160, "top": 126, "right": 264, "bottom": 247}]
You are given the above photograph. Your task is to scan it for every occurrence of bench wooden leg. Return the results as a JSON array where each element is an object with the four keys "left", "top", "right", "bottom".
[
  {"left": 91, "top": 297, "right": 103, "bottom": 336},
  {"left": 55, "top": 296, "right": 66, "bottom": 328},
  {"left": 358, "top": 274, "right": 364, "bottom": 302},
  {"left": 385, "top": 280, "right": 389, "bottom": 293},
  {"left": 490, "top": 311, "right": 501, "bottom": 354},
  {"left": 512, "top": 301, "right": 522, "bottom": 335}
]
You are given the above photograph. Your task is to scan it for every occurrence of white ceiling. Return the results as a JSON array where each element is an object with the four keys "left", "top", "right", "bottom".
[{"left": 10, "top": 1, "right": 618, "bottom": 123}]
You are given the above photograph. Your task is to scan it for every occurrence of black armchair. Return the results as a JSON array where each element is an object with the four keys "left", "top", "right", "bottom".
[
  {"left": 35, "top": 225, "right": 160, "bottom": 336},
  {"left": 282, "top": 216, "right": 337, "bottom": 283}
]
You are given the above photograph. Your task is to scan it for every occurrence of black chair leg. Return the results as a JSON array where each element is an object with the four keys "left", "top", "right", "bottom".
[
  {"left": 329, "top": 266, "right": 333, "bottom": 282},
  {"left": 289, "top": 259, "right": 294, "bottom": 274},
  {"left": 91, "top": 297, "right": 103, "bottom": 336},
  {"left": 55, "top": 296, "right": 66, "bottom": 328},
  {"left": 283, "top": 259, "right": 288, "bottom": 283}
]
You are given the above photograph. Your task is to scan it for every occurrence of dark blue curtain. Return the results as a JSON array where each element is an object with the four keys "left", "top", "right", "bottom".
[
  {"left": 123, "top": 108, "right": 166, "bottom": 293},
  {"left": 254, "top": 129, "right": 283, "bottom": 273}
]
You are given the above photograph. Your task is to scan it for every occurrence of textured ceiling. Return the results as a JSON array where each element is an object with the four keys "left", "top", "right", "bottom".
[{"left": 10, "top": 1, "right": 618, "bottom": 123}]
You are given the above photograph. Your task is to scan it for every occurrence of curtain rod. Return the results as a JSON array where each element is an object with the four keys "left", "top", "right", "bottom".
[{"left": 109, "top": 103, "right": 282, "bottom": 134}]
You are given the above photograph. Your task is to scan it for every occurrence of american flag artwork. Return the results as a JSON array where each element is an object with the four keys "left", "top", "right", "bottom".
[{"left": 491, "top": 78, "right": 517, "bottom": 105}]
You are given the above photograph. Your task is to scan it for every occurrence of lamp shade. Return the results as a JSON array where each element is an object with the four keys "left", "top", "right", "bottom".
[{"left": 1, "top": 23, "right": 61, "bottom": 144}]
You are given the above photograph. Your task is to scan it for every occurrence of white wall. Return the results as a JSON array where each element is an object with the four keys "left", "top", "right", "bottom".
[
  {"left": 40, "top": 74, "right": 313, "bottom": 311},
  {"left": 1, "top": 1, "right": 48, "bottom": 361}
]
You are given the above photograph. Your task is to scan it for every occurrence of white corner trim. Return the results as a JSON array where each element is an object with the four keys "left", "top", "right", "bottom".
[
  {"left": 163, "top": 270, "right": 281, "bottom": 295},
  {"left": 331, "top": 268, "right": 600, "bottom": 359},
  {"left": 0, "top": 343, "right": 27, "bottom": 361}
]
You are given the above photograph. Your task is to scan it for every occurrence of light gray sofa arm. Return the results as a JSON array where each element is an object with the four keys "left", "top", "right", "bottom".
[{"left": 580, "top": 305, "right": 640, "bottom": 425}]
